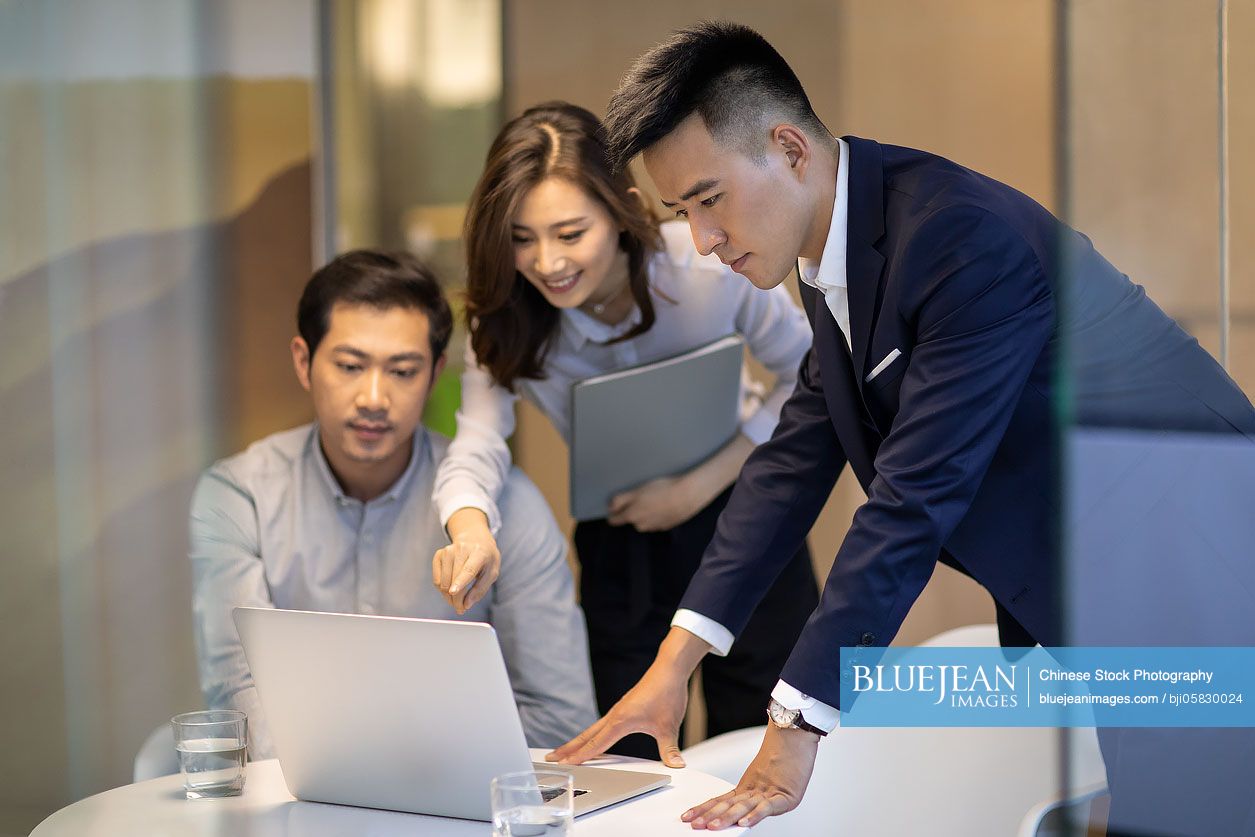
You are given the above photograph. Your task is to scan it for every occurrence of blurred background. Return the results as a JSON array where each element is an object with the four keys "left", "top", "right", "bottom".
[{"left": 1, "top": 0, "right": 1251, "bottom": 832}]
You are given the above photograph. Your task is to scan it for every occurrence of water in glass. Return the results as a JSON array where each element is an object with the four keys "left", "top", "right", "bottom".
[
  {"left": 176, "top": 737, "right": 246, "bottom": 798},
  {"left": 492, "top": 803, "right": 573, "bottom": 836}
]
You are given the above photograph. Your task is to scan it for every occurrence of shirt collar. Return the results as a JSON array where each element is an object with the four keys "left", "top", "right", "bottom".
[
  {"left": 308, "top": 423, "right": 428, "bottom": 506},
  {"left": 797, "top": 136, "right": 850, "bottom": 292},
  {"left": 561, "top": 301, "right": 643, "bottom": 349}
]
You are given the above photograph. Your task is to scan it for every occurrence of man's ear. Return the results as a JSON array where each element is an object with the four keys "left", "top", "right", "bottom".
[
  {"left": 772, "top": 124, "right": 811, "bottom": 178},
  {"left": 430, "top": 352, "right": 448, "bottom": 389},
  {"left": 626, "top": 186, "right": 649, "bottom": 211},
  {"left": 291, "top": 336, "right": 313, "bottom": 392},
  {"left": 624, "top": 186, "right": 653, "bottom": 231}
]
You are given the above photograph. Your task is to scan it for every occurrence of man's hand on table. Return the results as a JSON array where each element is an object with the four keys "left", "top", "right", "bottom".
[
  {"left": 681, "top": 724, "right": 819, "bottom": 830},
  {"left": 545, "top": 627, "right": 711, "bottom": 768}
]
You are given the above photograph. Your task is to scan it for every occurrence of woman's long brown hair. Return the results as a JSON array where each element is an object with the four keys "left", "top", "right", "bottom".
[{"left": 463, "top": 101, "right": 662, "bottom": 391}]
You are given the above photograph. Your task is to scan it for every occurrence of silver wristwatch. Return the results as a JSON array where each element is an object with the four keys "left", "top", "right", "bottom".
[{"left": 766, "top": 698, "right": 827, "bottom": 736}]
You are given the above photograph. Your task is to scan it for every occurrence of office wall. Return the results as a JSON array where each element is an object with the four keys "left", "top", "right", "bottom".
[
  {"left": 1232, "top": 0, "right": 1255, "bottom": 392},
  {"left": 0, "top": 1, "right": 316, "bottom": 832},
  {"left": 1066, "top": 0, "right": 1254, "bottom": 392},
  {"left": 502, "top": 0, "right": 1061, "bottom": 651}
]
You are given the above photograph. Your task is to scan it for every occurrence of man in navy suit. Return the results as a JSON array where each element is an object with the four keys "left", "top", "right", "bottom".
[{"left": 548, "top": 22, "right": 1255, "bottom": 834}]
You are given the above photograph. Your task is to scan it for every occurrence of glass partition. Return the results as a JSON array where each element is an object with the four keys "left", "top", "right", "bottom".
[
  {"left": 0, "top": 1, "right": 318, "bottom": 830},
  {"left": 1058, "top": 2, "right": 1253, "bottom": 833}
]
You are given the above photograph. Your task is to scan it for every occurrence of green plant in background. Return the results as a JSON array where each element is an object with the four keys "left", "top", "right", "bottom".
[
  {"left": 423, "top": 366, "right": 461, "bottom": 438},
  {"left": 423, "top": 294, "right": 467, "bottom": 438}
]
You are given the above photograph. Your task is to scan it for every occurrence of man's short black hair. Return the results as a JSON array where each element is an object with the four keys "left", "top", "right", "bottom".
[
  {"left": 297, "top": 249, "right": 453, "bottom": 358},
  {"left": 603, "top": 21, "right": 830, "bottom": 173}
]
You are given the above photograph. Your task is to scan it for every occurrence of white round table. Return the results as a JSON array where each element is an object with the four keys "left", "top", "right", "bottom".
[{"left": 32, "top": 750, "right": 746, "bottom": 836}]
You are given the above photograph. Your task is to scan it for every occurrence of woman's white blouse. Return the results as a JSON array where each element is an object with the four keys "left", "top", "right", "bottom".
[{"left": 433, "top": 220, "right": 813, "bottom": 532}]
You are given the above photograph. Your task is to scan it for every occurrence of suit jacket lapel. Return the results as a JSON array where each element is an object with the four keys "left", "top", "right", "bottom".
[{"left": 842, "top": 136, "right": 887, "bottom": 388}]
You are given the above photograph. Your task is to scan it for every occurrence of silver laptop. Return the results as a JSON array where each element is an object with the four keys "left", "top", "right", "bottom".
[{"left": 232, "top": 607, "right": 670, "bottom": 820}]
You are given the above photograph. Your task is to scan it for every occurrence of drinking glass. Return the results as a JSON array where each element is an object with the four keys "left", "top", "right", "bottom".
[
  {"left": 171, "top": 709, "right": 248, "bottom": 798},
  {"left": 491, "top": 769, "right": 574, "bottom": 836}
]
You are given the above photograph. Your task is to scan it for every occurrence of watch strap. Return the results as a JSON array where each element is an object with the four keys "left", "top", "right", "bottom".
[{"left": 794, "top": 713, "right": 827, "bottom": 737}]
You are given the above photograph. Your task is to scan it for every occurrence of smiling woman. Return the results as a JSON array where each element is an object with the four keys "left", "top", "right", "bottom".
[
  {"left": 510, "top": 177, "right": 635, "bottom": 320},
  {"left": 461, "top": 103, "right": 661, "bottom": 390}
]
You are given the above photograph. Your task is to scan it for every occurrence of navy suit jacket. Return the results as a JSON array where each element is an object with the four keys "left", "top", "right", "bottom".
[{"left": 679, "top": 136, "right": 1255, "bottom": 709}]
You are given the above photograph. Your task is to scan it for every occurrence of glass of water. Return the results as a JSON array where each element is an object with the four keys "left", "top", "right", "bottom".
[
  {"left": 491, "top": 769, "right": 574, "bottom": 836},
  {"left": 171, "top": 710, "right": 248, "bottom": 799}
]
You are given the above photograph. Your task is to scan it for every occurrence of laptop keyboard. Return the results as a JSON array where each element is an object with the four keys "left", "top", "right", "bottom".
[{"left": 541, "top": 787, "right": 590, "bottom": 802}]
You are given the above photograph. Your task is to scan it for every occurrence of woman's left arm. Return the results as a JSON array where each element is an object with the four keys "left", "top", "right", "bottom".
[{"left": 607, "top": 433, "right": 753, "bottom": 532}]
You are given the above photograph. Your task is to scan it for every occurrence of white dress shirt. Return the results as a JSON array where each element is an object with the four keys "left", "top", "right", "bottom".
[
  {"left": 797, "top": 137, "right": 853, "bottom": 351},
  {"left": 432, "top": 219, "right": 813, "bottom": 533},
  {"left": 673, "top": 138, "right": 852, "bottom": 734}
]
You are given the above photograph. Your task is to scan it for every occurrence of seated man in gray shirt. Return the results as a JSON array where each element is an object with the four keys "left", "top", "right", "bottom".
[{"left": 189, "top": 250, "right": 597, "bottom": 758}]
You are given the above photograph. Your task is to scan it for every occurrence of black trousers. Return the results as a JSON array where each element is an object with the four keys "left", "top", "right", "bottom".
[{"left": 573, "top": 486, "right": 819, "bottom": 759}]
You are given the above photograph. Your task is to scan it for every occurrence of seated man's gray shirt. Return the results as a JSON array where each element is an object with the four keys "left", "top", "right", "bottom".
[{"left": 190, "top": 423, "right": 597, "bottom": 758}]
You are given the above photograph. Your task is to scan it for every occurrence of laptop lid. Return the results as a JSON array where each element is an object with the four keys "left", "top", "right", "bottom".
[{"left": 232, "top": 608, "right": 669, "bottom": 820}]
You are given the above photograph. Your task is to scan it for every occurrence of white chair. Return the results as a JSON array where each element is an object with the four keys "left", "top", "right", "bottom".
[
  {"left": 1017, "top": 780, "right": 1109, "bottom": 837},
  {"left": 681, "top": 624, "right": 1108, "bottom": 836},
  {"left": 922, "top": 624, "right": 1108, "bottom": 834},
  {"left": 918, "top": 622, "right": 1005, "bottom": 648},
  {"left": 133, "top": 721, "right": 179, "bottom": 782}
]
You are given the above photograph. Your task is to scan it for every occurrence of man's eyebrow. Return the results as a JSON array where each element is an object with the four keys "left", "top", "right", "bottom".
[
  {"left": 330, "top": 346, "right": 426, "bottom": 363},
  {"left": 661, "top": 178, "right": 721, "bottom": 208}
]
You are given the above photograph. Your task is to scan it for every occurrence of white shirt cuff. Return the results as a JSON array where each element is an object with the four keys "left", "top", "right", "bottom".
[
  {"left": 771, "top": 679, "right": 840, "bottom": 733},
  {"left": 670, "top": 609, "right": 734, "bottom": 657},
  {"left": 439, "top": 492, "right": 502, "bottom": 537}
]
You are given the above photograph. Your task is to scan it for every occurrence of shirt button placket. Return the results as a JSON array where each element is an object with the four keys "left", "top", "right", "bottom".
[{"left": 355, "top": 507, "right": 375, "bottom": 614}]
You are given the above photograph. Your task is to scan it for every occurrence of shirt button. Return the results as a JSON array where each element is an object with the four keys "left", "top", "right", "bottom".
[{"left": 859, "top": 632, "right": 876, "bottom": 646}]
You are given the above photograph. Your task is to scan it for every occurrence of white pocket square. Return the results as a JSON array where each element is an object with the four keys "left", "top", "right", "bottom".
[{"left": 865, "top": 349, "right": 902, "bottom": 383}]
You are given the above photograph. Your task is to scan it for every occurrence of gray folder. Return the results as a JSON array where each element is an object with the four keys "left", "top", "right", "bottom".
[{"left": 569, "top": 334, "right": 744, "bottom": 521}]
